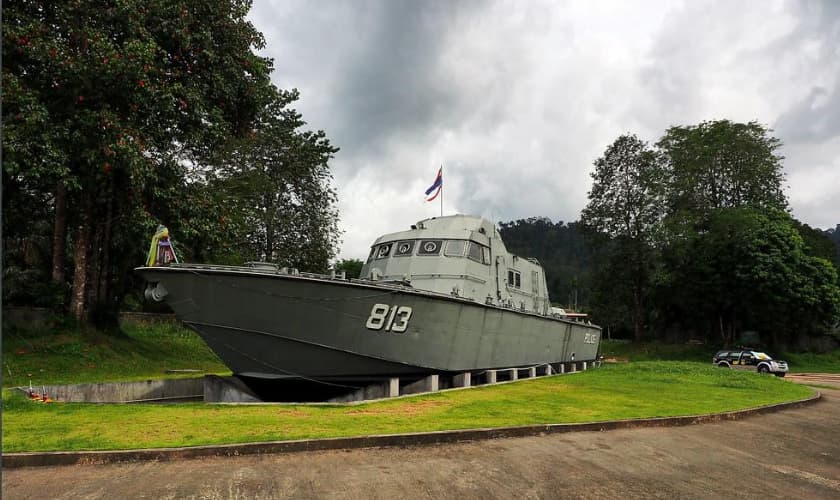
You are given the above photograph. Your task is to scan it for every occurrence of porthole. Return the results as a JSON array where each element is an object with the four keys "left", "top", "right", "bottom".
[
  {"left": 395, "top": 241, "right": 414, "bottom": 257},
  {"left": 376, "top": 243, "right": 392, "bottom": 259},
  {"left": 418, "top": 240, "right": 442, "bottom": 255}
]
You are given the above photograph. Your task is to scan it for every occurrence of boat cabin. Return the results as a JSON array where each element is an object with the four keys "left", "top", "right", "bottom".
[{"left": 359, "top": 215, "right": 552, "bottom": 314}]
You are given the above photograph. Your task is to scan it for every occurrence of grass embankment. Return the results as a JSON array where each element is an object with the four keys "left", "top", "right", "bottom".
[
  {"left": 2, "top": 362, "right": 813, "bottom": 453},
  {"left": 600, "top": 340, "right": 840, "bottom": 373},
  {"left": 2, "top": 320, "right": 229, "bottom": 388}
]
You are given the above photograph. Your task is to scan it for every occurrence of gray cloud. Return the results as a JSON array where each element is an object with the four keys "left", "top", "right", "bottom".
[
  {"left": 249, "top": 0, "right": 840, "bottom": 258},
  {"left": 773, "top": 1, "right": 840, "bottom": 144}
]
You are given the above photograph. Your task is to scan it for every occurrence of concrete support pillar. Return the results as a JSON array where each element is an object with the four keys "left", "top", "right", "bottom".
[
  {"left": 545, "top": 364, "right": 554, "bottom": 376},
  {"left": 401, "top": 374, "right": 440, "bottom": 395},
  {"left": 583, "top": 361, "right": 587, "bottom": 371},
  {"left": 560, "top": 364, "right": 565, "bottom": 374},
  {"left": 487, "top": 370, "right": 497, "bottom": 384},
  {"left": 388, "top": 377, "right": 399, "bottom": 397},
  {"left": 428, "top": 374, "right": 439, "bottom": 392},
  {"left": 509, "top": 368, "right": 518, "bottom": 381},
  {"left": 453, "top": 372, "right": 471, "bottom": 388},
  {"left": 571, "top": 363, "right": 577, "bottom": 373},
  {"left": 528, "top": 367, "right": 537, "bottom": 378}
]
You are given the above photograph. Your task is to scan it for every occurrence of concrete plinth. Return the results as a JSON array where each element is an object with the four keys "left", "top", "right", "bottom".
[
  {"left": 486, "top": 370, "right": 497, "bottom": 384},
  {"left": 388, "top": 377, "right": 400, "bottom": 397},
  {"left": 560, "top": 364, "right": 566, "bottom": 374},
  {"left": 21, "top": 378, "right": 205, "bottom": 403},
  {"left": 204, "top": 376, "right": 262, "bottom": 403},
  {"left": 453, "top": 373, "right": 471, "bottom": 388},
  {"left": 402, "top": 374, "right": 439, "bottom": 395},
  {"left": 583, "top": 361, "right": 587, "bottom": 371},
  {"left": 528, "top": 367, "right": 537, "bottom": 378},
  {"left": 571, "top": 363, "right": 577, "bottom": 373}
]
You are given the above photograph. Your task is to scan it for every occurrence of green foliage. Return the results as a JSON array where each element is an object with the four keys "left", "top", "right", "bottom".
[
  {"left": 2, "top": 319, "right": 228, "bottom": 388},
  {"left": 599, "top": 340, "right": 840, "bottom": 373},
  {"left": 782, "top": 351, "right": 840, "bottom": 373},
  {"left": 574, "top": 120, "right": 840, "bottom": 347},
  {"left": 2, "top": 1, "right": 341, "bottom": 319},
  {"left": 334, "top": 258, "right": 364, "bottom": 279},
  {"left": 201, "top": 90, "right": 341, "bottom": 272},
  {"left": 656, "top": 208, "right": 840, "bottom": 345},
  {"left": 793, "top": 220, "right": 837, "bottom": 262},
  {"left": 657, "top": 120, "right": 787, "bottom": 220},
  {"left": 599, "top": 340, "right": 716, "bottom": 362},
  {"left": 581, "top": 134, "right": 665, "bottom": 241},
  {"left": 2, "top": 362, "right": 813, "bottom": 452},
  {"left": 498, "top": 218, "right": 591, "bottom": 308},
  {"left": 580, "top": 135, "right": 664, "bottom": 340}
]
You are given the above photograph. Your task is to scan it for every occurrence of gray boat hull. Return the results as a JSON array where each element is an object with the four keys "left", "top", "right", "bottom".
[{"left": 137, "top": 265, "right": 602, "bottom": 380}]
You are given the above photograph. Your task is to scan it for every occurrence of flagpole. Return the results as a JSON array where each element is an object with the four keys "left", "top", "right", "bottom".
[{"left": 440, "top": 164, "right": 443, "bottom": 217}]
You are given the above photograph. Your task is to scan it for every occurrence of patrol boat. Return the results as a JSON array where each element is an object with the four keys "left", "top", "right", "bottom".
[{"left": 137, "top": 215, "right": 601, "bottom": 394}]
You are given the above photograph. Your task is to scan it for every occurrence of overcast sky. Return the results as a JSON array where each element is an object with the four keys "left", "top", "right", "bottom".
[{"left": 249, "top": 0, "right": 840, "bottom": 260}]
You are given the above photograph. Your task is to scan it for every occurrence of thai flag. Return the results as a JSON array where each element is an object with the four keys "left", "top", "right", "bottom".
[{"left": 425, "top": 167, "right": 442, "bottom": 201}]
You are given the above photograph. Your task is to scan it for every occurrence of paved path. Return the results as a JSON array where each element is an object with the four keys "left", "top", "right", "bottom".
[{"left": 4, "top": 375, "right": 839, "bottom": 499}]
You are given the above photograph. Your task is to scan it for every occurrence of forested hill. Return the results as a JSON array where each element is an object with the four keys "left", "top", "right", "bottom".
[
  {"left": 498, "top": 218, "right": 840, "bottom": 313},
  {"left": 827, "top": 225, "right": 840, "bottom": 266},
  {"left": 498, "top": 218, "right": 593, "bottom": 309}
]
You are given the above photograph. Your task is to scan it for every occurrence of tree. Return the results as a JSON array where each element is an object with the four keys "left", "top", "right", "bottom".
[
  {"left": 819, "top": 224, "right": 840, "bottom": 270},
  {"left": 657, "top": 120, "right": 787, "bottom": 224},
  {"left": 334, "top": 259, "right": 364, "bottom": 279},
  {"left": 581, "top": 134, "right": 665, "bottom": 340},
  {"left": 3, "top": 0, "right": 274, "bottom": 322},
  {"left": 657, "top": 208, "right": 840, "bottom": 347},
  {"left": 203, "top": 90, "right": 341, "bottom": 272},
  {"left": 498, "top": 218, "right": 593, "bottom": 309}
]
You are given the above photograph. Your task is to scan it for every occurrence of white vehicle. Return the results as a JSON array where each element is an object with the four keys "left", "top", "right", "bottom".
[{"left": 712, "top": 349, "right": 788, "bottom": 377}]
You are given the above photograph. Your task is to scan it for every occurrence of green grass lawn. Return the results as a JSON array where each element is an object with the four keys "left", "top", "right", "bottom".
[
  {"left": 2, "top": 319, "right": 229, "bottom": 388},
  {"left": 2, "top": 362, "right": 813, "bottom": 453},
  {"left": 599, "top": 340, "right": 840, "bottom": 373},
  {"left": 781, "top": 350, "right": 840, "bottom": 373}
]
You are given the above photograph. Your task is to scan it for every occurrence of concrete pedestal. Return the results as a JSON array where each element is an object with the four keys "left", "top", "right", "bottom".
[
  {"left": 402, "top": 374, "right": 440, "bottom": 395},
  {"left": 453, "top": 373, "right": 471, "bottom": 388}
]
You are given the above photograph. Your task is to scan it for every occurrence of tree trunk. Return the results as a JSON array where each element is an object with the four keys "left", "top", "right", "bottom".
[
  {"left": 633, "top": 287, "right": 644, "bottom": 342},
  {"left": 51, "top": 183, "right": 68, "bottom": 285},
  {"left": 69, "top": 195, "right": 93, "bottom": 322},
  {"left": 86, "top": 223, "right": 102, "bottom": 309},
  {"left": 98, "top": 187, "right": 114, "bottom": 305},
  {"left": 86, "top": 183, "right": 119, "bottom": 328}
]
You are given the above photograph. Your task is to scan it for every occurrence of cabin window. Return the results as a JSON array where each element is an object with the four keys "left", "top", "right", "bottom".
[
  {"left": 418, "top": 240, "right": 442, "bottom": 255},
  {"left": 444, "top": 240, "right": 466, "bottom": 257},
  {"left": 532, "top": 271, "right": 539, "bottom": 294},
  {"left": 467, "top": 241, "right": 484, "bottom": 263},
  {"left": 482, "top": 247, "right": 491, "bottom": 264},
  {"left": 366, "top": 247, "right": 376, "bottom": 263},
  {"left": 394, "top": 241, "right": 414, "bottom": 257},
  {"left": 376, "top": 243, "right": 392, "bottom": 259},
  {"left": 508, "top": 269, "right": 521, "bottom": 288}
]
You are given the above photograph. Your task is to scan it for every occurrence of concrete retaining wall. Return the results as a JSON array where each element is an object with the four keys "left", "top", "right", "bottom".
[{"left": 24, "top": 378, "right": 204, "bottom": 403}]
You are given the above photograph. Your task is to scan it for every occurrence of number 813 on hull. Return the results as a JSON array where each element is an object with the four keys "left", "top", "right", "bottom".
[{"left": 365, "top": 303, "right": 413, "bottom": 333}]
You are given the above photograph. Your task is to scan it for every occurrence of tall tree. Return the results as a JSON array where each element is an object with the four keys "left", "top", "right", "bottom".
[
  {"left": 657, "top": 120, "right": 787, "bottom": 224},
  {"left": 581, "top": 134, "right": 665, "bottom": 340},
  {"left": 657, "top": 208, "right": 840, "bottom": 347},
  {"left": 203, "top": 90, "right": 341, "bottom": 271},
  {"left": 3, "top": 0, "right": 274, "bottom": 322}
]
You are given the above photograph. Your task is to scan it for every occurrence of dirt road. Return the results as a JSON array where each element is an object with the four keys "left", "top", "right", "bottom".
[{"left": 4, "top": 375, "right": 839, "bottom": 499}]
